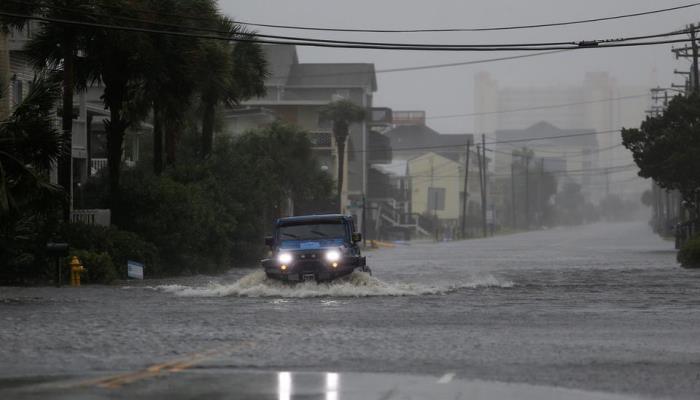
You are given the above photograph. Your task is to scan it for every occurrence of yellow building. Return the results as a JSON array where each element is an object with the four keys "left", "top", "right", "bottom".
[{"left": 406, "top": 152, "right": 482, "bottom": 238}]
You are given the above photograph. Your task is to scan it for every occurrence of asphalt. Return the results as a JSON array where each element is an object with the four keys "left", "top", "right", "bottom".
[{"left": 1, "top": 222, "right": 699, "bottom": 399}]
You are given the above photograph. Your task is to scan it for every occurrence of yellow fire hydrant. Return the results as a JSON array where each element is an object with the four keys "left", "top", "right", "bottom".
[{"left": 70, "top": 256, "right": 86, "bottom": 287}]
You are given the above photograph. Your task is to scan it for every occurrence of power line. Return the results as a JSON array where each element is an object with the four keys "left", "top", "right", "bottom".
[
  {"left": 412, "top": 165, "right": 637, "bottom": 179},
  {"left": 0, "top": 11, "right": 694, "bottom": 51},
  {"left": 272, "top": 51, "right": 569, "bottom": 79},
  {"left": 425, "top": 94, "right": 649, "bottom": 120},
  {"left": 14, "top": 0, "right": 698, "bottom": 35},
  {"left": 499, "top": 142, "right": 625, "bottom": 157},
  {"left": 230, "top": 3, "right": 700, "bottom": 33},
  {"left": 6, "top": 1, "right": 694, "bottom": 50},
  {"left": 486, "top": 128, "right": 621, "bottom": 145},
  {"left": 348, "top": 129, "right": 622, "bottom": 154}
]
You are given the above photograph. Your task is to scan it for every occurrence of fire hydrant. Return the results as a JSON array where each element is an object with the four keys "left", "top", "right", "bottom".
[{"left": 70, "top": 256, "right": 86, "bottom": 287}]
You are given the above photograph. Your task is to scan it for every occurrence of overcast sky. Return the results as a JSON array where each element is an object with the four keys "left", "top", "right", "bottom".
[{"left": 219, "top": 0, "right": 696, "bottom": 133}]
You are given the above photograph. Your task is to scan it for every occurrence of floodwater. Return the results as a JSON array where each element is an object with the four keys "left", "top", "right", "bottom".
[{"left": 1, "top": 222, "right": 699, "bottom": 399}]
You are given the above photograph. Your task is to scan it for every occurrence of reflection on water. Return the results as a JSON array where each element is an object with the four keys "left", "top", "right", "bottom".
[
  {"left": 278, "top": 371, "right": 340, "bottom": 400},
  {"left": 278, "top": 371, "right": 291, "bottom": 400},
  {"left": 326, "top": 372, "right": 339, "bottom": 400}
]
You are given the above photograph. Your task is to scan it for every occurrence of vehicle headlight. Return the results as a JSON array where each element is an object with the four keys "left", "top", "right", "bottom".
[
  {"left": 278, "top": 252, "right": 293, "bottom": 264},
  {"left": 325, "top": 249, "right": 341, "bottom": 262}
]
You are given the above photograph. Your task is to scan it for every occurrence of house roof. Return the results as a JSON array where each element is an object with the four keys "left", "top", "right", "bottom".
[
  {"left": 287, "top": 63, "right": 377, "bottom": 90},
  {"left": 494, "top": 121, "right": 597, "bottom": 147},
  {"left": 384, "top": 124, "right": 472, "bottom": 162},
  {"left": 261, "top": 45, "right": 377, "bottom": 91}
]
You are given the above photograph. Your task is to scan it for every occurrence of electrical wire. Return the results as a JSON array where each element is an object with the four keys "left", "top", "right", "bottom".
[
  {"left": 425, "top": 94, "right": 649, "bottom": 120},
  {"left": 0, "top": 11, "right": 694, "bottom": 51},
  {"left": 4, "top": 1, "right": 694, "bottom": 49},
  {"left": 12, "top": 0, "right": 697, "bottom": 34},
  {"left": 230, "top": 3, "right": 700, "bottom": 33}
]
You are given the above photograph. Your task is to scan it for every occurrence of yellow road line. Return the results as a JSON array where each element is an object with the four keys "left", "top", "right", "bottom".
[{"left": 76, "top": 341, "right": 255, "bottom": 389}]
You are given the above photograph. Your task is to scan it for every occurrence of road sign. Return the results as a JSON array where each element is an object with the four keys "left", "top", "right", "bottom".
[{"left": 127, "top": 260, "right": 144, "bottom": 280}]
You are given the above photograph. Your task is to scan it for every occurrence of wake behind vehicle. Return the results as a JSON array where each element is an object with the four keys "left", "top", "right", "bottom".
[{"left": 262, "top": 214, "right": 371, "bottom": 282}]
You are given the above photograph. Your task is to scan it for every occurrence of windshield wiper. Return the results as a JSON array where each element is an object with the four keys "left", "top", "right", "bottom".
[{"left": 282, "top": 233, "right": 299, "bottom": 238}]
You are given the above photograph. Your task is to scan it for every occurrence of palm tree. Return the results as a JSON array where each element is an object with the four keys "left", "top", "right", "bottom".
[
  {"left": 2, "top": 1, "right": 97, "bottom": 220},
  {"left": 198, "top": 18, "right": 267, "bottom": 157},
  {"left": 0, "top": 76, "right": 66, "bottom": 217},
  {"left": 141, "top": 0, "right": 218, "bottom": 173},
  {"left": 0, "top": 77, "right": 67, "bottom": 281},
  {"left": 76, "top": 2, "right": 151, "bottom": 200},
  {"left": 320, "top": 100, "right": 366, "bottom": 212}
]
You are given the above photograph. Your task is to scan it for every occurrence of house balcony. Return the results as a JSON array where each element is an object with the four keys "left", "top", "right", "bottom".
[{"left": 367, "top": 130, "right": 392, "bottom": 164}]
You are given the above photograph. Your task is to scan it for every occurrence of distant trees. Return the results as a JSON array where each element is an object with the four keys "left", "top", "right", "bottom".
[
  {"left": 510, "top": 147, "right": 557, "bottom": 228},
  {"left": 320, "top": 100, "right": 366, "bottom": 211},
  {"left": 554, "top": 182, "right": 585, "bottom": 225},
  {"left": 622, "top": 93, "right": 700, "bottom": 216}
]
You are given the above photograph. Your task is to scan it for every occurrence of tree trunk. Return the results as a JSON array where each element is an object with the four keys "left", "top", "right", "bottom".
[
  {"left": 201, "top": 100, "right": 216, "bottom": 157},
  {"left": 165, "top": 123, "right": 177, "bottom": 166},
  {"left": 334, "top": 126, "right": 349, "bottom": 213},
  {"left": 152, "top": 102, "right": 163, "bottom": 175},
  {"left": 106, "top": 106, "right": 126, "bottom": 207},
  {"left": 59, "top": 35, "right": 75, "bottom": 221}
]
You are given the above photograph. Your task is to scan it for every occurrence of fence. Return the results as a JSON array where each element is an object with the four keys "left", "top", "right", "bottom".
[{"left": 71, "top": 209, "right": 111, "bottom": 227}]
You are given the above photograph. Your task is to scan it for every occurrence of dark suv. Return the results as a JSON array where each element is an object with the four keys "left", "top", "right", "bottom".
[{"left": 262, "top": 214, "right": 370, "bottom": 282}]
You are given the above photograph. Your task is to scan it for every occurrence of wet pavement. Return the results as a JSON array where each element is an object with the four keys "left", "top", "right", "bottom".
[{"left": 1, "top": 222, "right": 699, "bottom": 399}]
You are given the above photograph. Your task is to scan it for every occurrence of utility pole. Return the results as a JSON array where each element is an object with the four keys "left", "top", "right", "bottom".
[
  {"left": 691, "top": 23, "right": 699, "bottom": 93},
  {"left": 538, "top": 158, "right": 544, "bottom": 227},
  {"left": 511, "top": 161, "right": 516, "bottom": 229},
  {"left": 460, "top": 139, "right": 471, "bottom": 239},
  {"left": 524, "top": 151, "right": 530, "bottom": 231},
  {"left": 481, "top": 134, "right": 488, "bottom": 237},
  {"left": 430, "top": 158, "right": 438, "bottom": 242},
  {"left": 477, "top": 143, "right": 486, "bottom": 237},
  {"left": 671, "top": 24, "right": 700, "bottom": 93}
]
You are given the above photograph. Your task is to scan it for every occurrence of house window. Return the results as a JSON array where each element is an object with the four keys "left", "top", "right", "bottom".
[{"left": 427, "top": 187, "right": 446, "bottom": 211}]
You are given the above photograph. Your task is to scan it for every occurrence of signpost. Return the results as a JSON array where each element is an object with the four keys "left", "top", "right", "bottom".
[{"left": 127, "top": 260, "right": 144, "bottom": 280}]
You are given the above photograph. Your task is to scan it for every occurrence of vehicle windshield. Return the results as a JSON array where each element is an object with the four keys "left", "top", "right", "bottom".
[{"left": 278, "top": 222, "right": 347, "bottom": 247}]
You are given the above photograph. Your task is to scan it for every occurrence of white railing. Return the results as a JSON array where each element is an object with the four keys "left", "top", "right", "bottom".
[
  {"left": 71, "top": 209, "right": 111, "bottom": 227},
  {"left": 90, "top": 158, "right": 108, "bottom": 176}
]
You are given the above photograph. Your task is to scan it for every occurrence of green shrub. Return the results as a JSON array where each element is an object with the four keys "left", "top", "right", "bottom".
[
  {"left": 59, "top": 223, "right": 159, "bottom": 276},
  {"left": 115, "top": 170, "right": 233, "bottom": 274},
  {"left": 678, "top": 236, "right": 700, "bottom": 268},
  {"left": 67, "top": 250, "right": 118, "bottom": 284}
]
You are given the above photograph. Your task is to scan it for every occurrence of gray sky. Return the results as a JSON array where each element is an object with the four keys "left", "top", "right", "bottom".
[{"left": 220, "top": 0, "right": 696, "bottom": 133}]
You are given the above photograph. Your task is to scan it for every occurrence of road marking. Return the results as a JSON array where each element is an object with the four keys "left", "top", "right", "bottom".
[
  {"left": 74, "top": 341, "right": 255, "bottom": 389},
  {"left": 437, "top": 372, "right": 455, "bottom": 384}
]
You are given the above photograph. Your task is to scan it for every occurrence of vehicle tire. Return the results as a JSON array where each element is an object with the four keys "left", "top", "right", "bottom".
[{"left": 362, "top": 266, "right": 372, "bottom": 276}]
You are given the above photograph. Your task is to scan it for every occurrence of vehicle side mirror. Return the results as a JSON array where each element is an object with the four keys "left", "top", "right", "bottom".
[
  {"left": 352, "top": 233, "right": 362, "bottom": 243},
  {"left": 264, "top": 236, "right": 274, "bottom": 247}
]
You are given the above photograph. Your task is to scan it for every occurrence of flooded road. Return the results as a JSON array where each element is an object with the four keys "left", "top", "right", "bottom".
[{"left": 1, "top": 222, "right": 699, "bottom": 399}]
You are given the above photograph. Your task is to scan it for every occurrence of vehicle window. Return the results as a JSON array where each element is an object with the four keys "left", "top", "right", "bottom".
[{"left": 278, "top": 222, "right": 347, "bottom": 242}]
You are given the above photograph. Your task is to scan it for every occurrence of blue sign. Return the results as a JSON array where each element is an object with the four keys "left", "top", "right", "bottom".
[{"left": 127, "top": 260, "right": 144, "bottom": 280}]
